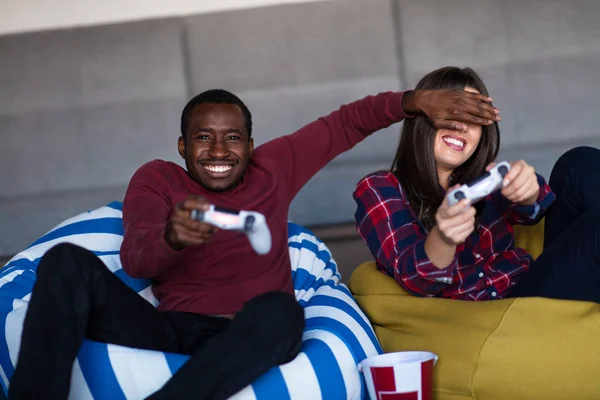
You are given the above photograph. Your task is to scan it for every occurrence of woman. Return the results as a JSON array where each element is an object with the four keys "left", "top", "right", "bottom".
[{"left": 354, "top": 66, "right": 600, "bottom": 302}]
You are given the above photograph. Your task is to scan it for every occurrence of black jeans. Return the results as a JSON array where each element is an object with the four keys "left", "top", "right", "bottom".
[
  {"left": 509, "top": 146, "right": 600, "bottom": 302},
  {"left": 8, "top": 243, "right": 304, "bottom": 400}
]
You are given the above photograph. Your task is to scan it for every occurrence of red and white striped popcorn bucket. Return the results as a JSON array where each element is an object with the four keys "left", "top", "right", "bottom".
[{"left": 358, "top": 351, "right": 438, "bottom": 400}]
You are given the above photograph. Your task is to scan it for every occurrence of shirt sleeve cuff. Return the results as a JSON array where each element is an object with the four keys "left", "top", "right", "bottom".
[
  {"left": 412, "top": 238, "right": 457, "bottom": 284},
  {"left": 510, "top": 202, "right": 539, "bottom": 219},
  {"left": 396, "top": 90, "right": 416, "bottom": 119}
]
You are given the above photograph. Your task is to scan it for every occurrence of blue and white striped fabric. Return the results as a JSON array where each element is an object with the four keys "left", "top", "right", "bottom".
[{"left": 0, "top": 202, "right": 382, "bottom": 399}]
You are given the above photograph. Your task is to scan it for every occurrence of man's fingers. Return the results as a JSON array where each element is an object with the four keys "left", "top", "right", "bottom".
[
  {"left": 179, "top": 199, "right": 210, "bottom": 213},
  {"left": 171, "top": 213, "right": 217, "bottom": 234},
  {"left": 176, "top": 195, "right": 210, "bottom": 214},
  {"left": 449, "top": 110, "right": 495, "bottom": 126},
  {"left": 462, "top": 91, "right": 494, "bottom": 104},
  {"left": 171, "top": 220, "right": 215, "bottom": 238},
  {"left": 170, "top": 223, "right": 216, "bottom": 249},
  {"left": 459, "top": 97, "right": 500, "bottom": 122},
  {"left": 175, "top": 231, "right": 211, "bottom": 246},
  {"left": 432, "top": 119, "right": 468, "bottom": 132}
]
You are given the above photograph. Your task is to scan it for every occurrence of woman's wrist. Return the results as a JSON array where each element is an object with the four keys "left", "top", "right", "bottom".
[{"left": 425, "top": 226, "right": 457, "bottom": 269}]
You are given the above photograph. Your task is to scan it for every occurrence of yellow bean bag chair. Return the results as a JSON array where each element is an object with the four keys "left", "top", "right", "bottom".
[{"left": 349, "top": 219, "right": 600, "bottom": 400}]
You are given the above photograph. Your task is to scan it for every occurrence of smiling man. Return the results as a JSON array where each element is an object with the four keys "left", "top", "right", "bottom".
[{"left": 9, "top": 88, "right": 500, "bottom": 400}]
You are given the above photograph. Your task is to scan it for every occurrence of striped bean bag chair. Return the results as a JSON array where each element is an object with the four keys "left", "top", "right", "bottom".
[{"left": 0, "top": 202, "right": 381, "bottom": 399}]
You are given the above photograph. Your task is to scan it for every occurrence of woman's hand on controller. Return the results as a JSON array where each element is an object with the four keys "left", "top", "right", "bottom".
[
  {"left": 498, "top": 160, "right": 539, "bottom": 206},
  {"left": 165, "top": 195, "right": 218, "bottom": 250},
  {"left": 435, "top": 187, "right": 477, "bottom": 246}
]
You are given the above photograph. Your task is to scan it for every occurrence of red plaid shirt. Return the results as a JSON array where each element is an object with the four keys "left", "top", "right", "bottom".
[{"left": 353, "top": 171, "right": 555, "bottom": 300}]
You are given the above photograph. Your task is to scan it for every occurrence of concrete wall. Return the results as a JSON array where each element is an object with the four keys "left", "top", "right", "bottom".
[{"left": 2, "top": 0, "right": 600, "bottom": 256}]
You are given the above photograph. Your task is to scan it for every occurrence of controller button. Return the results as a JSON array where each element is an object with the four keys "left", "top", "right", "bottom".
[
  {"left": 244, "top": 215, "right": 255, "bottom": 231},
  {"left": 454, "top": 191, "right": 466, "bottom": 201},
  {"left": 191, "top": 210, "right": 204, "bottom": 221},
  {"left": 491, "top": 291, "right": 497, "bottom": 297},
  {"left": 498, "top": 165, "right": 509, "bottom": 178}
]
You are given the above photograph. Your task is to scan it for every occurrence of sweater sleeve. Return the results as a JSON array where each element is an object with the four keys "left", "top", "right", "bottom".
[
  {"left": 254, "top": 91, "right": 411, "bottom": 199},
  {"left": 119, "top": 161, "right": 182, "bottom": 278},
  {"left": 353, "top": 173, "right": 457, "bottom": 297},
  {"left": 491, "top": 173, "right": 555, "bottom": 226}
]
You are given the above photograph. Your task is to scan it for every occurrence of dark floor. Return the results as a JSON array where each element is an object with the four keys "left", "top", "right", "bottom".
[{"left": 0, "top": 223, "right": 372, "bottom": 283}]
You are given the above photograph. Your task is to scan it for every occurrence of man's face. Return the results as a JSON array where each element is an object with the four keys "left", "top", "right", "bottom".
[{"left": 178, "top": 103, "right": 253, "bottom": 192}]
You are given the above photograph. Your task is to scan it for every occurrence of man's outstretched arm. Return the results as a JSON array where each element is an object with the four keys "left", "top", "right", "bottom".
[{"left": 258, "top": 89, "right": 500, "bottom": 198}]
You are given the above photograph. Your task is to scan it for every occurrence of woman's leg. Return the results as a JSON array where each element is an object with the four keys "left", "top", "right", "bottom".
[
  {"left": 510, "top": 205, "right": 600, "bottom": 302},
  {"left": 510, "top": 146, "right": 600, "bottom": 301},
  {"left": 544, "top": 146, "right": 600, "bottom": 248}
]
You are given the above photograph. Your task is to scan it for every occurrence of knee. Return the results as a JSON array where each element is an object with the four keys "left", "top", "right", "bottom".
[
  {"left": 244, "top": 291, "right": 305, "bottom": 336},
  {"left": 550, "top": 146, "right": 600, "bottom": 185},
  {"left": 37, "top": 243, "right": 97, "bottom": 279},
  {"left": 554, "top": 146, "right": 599, "bottom": 173}
]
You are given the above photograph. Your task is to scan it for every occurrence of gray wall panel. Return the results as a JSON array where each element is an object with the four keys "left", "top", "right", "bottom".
[
  {"left": 0, "top": 30, "right": 83, "bottom": 115},
  {"left": 0, "top": 110, "right": 85, "bottom": 198},
  {"left": 79, "top": 19, "right": 187, "bottom": 107},
  {"left": 184, "top": 0, "right": 398, "bottom": 92},
  {"left": 80, "top": 99, "right": 185, "bottom": 183}
]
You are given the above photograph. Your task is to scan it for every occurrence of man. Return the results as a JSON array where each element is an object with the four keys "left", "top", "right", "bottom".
[{"left": 9, "top": 88, "right": 500, "bottom": 399}]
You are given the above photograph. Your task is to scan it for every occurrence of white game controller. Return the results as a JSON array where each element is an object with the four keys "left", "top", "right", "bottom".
[
  {"left": 447, "top": 161, "right": 511, "bottom": 206},
  {"left": 190, "top": 205, "right": 272, "bottom": 255}
]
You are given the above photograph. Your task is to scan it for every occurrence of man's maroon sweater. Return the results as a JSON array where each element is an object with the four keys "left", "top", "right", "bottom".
[{"left": 120, "top": 91, "right": 409, "bottom": 315}]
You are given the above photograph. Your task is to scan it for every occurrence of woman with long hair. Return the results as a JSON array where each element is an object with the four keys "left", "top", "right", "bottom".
[{"left": 354, "top": 66, "right": 600, "bottom": 302}]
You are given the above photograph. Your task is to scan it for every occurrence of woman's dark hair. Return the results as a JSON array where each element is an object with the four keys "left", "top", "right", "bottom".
[{"left": 391, "top": 66, "right": 500, "bottom": 230}]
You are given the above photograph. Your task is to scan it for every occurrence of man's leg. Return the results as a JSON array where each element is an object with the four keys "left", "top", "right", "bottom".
[
  {"left": 544, "top": 146, "right": 600, "bottom": 248},
  {"left": 8, "top": 243, "right": 224, "bottom": 400},
  {"left": 147, "top": 291, "right": 305, "bottom": 400}
]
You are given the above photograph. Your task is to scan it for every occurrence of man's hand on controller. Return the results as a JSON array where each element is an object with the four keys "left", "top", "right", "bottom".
[
  {"left": 402, "top": 89, "right": 501, "bottom": 131},
  {"left": 165, "top": 195, "right": 218, "bottom": 250}
]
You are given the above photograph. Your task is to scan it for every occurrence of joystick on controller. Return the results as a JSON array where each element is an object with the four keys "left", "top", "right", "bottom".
[
  {"left": 447, "top": 161, "right": 511, "bottom": 206},
  {"left": 190, "top": 205, "right": 272, "bottom": 255}
]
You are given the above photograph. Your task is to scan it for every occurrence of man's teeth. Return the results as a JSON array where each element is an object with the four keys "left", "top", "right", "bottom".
[
  {"left": 205, "top": 165, "right": 232, "bottom": 173},
  {"left": 443, "top": 137, "right": 465, "bottom": 147}
]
